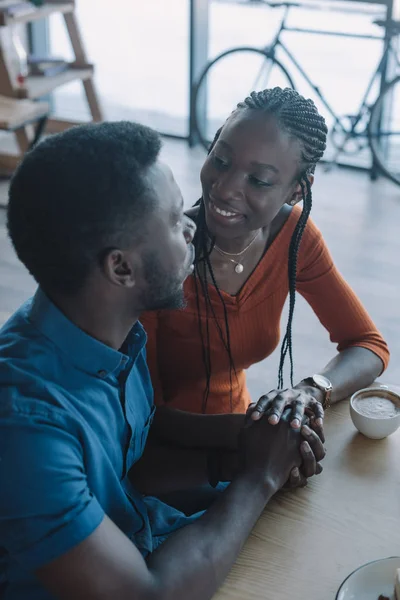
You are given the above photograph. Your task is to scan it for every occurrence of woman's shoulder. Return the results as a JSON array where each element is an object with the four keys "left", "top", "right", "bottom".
[{"left": 287, "top": 205, "right": 324, "bottom": 245}]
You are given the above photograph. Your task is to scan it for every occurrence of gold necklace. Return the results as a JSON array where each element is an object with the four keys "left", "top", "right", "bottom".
[{"left": 213, "top": 231, "right": 260, "bottom": 274}]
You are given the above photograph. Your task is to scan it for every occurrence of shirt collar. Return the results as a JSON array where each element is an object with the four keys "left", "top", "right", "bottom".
[{"left": 28, "top": 289, "right": 147, "bottom": 378}]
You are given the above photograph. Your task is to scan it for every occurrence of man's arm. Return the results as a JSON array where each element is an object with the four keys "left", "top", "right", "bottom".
[
  {"left": 150, "top": 405, "right": 245, "bottom": 450},
  {"left": 38, "top": 417, "right": 318, "bottom": 600},
  {"left": 129, "top": 436, "right": 239, "bottom": 496},
  {"left": 131, "top": 420, "right": 323, "bottom": 497},
  {"left": 37, "top": 474, "right": 274, "bottom": 600}
]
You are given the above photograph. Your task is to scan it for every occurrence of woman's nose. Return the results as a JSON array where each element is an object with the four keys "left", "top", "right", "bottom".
[{"left": 212, "top": 171, "right": 244, "bottom": 202}]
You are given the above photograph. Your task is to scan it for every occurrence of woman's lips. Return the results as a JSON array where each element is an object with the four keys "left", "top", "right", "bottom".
[{"left": 208, "top": 198, "right": 245, "bottom": 224}]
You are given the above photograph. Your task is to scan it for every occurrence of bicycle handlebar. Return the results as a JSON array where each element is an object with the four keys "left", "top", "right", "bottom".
[
  {"left": 223, "top": 0, "right": 388, "bottom": 18},
  {"left": 373, "top": 18, "right": 400, "bottom": 34},
  {"left": 248, "top": 0, "right": 300, "bottom": 7}
]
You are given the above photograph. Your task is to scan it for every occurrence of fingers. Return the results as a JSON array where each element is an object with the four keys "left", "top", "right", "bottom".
[
  {"left": 312, "top": 400, "right": 325, "bottom": 427},
  {"left": 252, "top": 389, "right": 302, "bottom": 427},
  {"left": 301, "top": 424, "right": 326, "bottom": 462},
  {"left": 308, "top": 414, "right": 325, "bottom": 444},
  {"left": 288, "top": 467, "right": 307, "bottom": 488},
  {"left": 289, "top": 394, "right": 305, "bottom": 429},
  {"left": 248, "top": 389, "right": 325, "bottom": 435},
  {"left": 305, "top": 399, "right": 324, "bottom": 429},
  {"left": 267, "top": 392, "right": 288, "bottom": 425},
  {"left": 300, "top": 441, "right": 317, "bottom": 478},
  {"left": 246, "top": 403, "right": 257, "bottom": 415},
  {"left": 285, "top": 461, "right": 323, "bottom": 491},
  {"left": 249, "top": 392, "right": 276, "bottom": 422}
]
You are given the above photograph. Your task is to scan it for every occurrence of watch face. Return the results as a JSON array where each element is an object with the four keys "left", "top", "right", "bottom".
[{"left": 313, "top": 374, "right": 331, "bottom": 390}]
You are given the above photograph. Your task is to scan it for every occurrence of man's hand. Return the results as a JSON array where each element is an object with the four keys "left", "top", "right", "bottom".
[
  {"left": 218, "top": 413, "right": 325, "bottom": 489},
  {"left": 240, "top": 414, "right": 305, "bottom": 492},
  {"left": 283, "top": 425, "right": 324, "bottom": 490}
]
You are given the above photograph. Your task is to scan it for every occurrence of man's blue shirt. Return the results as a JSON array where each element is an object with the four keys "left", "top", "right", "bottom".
[{"left": 0, "top": 290, "right": 200, "bottom": 599}]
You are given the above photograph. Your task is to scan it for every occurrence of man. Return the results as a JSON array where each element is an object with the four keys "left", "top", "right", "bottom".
[{"left": 0, "top": 122, "right": 324, "bottom": 600}]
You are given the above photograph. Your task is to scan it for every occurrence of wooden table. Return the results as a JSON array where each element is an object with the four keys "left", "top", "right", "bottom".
[{"left": 215, "top": 387, "right": 400, "bottom": 599}]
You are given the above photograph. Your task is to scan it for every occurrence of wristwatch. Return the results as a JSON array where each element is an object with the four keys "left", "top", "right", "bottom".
[{"left": 303, "top": 374, "right": 333, "bottom": 409}]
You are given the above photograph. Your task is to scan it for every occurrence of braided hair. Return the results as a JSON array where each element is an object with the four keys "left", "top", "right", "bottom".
[{"left": 193, "top": 88, "right": 328, "bottom": 410}]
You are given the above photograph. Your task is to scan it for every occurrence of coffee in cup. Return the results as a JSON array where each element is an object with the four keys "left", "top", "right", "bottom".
[{"left": 352, "top": 394, "right": 400, "bottom": 419}]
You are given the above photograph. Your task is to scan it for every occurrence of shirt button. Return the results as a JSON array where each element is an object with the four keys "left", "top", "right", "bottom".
[{"left": 98, "top": 369, "right": 107, "bottom": 378}]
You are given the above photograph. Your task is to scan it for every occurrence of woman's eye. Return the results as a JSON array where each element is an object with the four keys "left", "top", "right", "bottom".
[{"left": 248, "top": 175, "right": 271, "bottom": 187}]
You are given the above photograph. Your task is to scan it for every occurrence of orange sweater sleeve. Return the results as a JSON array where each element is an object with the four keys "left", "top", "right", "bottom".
[
  {"left": 139, "top": 311, "right": 165, "bottom": 406},
  {"left": 296, "top": 218, "right": 390, "bottom": 371}
]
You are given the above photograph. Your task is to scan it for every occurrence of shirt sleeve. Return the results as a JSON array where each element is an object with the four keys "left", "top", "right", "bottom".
[
  {"left": 296, "top": 218, "right": 390, "bottom": 371},
  {"left": 0, "top": 406, "right": 105, "bottom": 571},
  {"left": 140, "top": 311, "right": 165, "bottom": 406}
]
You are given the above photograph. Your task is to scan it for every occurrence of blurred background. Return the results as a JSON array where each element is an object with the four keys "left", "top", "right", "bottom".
[{"left": 0, "top": 0, "right": 399, "bottom": 393}]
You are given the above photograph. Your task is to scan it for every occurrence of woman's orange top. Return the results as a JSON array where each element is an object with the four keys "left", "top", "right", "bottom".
[{"left": 141, "top": 207, "right": 389, "bottom": 414}]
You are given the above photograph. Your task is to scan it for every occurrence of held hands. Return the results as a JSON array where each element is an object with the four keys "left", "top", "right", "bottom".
[
  {"left": 243, "top": 391, "right": 326, "bottom": 490},
  {"left": 240, "top": 412, "right": 326, "bottom": 493},
  {"left": 281, "top": 424, "right": 324, "bottom": 490},
  {"left": 247, "top": 384, "right": 325, "bottom": 443}
]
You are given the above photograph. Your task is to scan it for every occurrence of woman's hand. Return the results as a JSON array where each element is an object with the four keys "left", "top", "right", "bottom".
[
  {"left": 247, "top": 384, "right": 325, "bottom": 442},
  {"left": 284, "top": 424, "right": 325, "bottom": 490}
]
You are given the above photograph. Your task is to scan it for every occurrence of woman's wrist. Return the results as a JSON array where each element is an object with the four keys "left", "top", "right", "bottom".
[{"left": 294, "top": 381, "right": 325, "bottom": 406}]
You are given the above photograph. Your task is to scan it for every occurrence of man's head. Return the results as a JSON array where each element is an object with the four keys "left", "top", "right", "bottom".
[{"left": 7, "top": 121, "right": 195, "bottom": 312}]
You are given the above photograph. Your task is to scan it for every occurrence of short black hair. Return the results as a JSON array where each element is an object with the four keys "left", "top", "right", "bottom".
[{"left": 7, "top": 121, "right": 162, "bottom": 294}]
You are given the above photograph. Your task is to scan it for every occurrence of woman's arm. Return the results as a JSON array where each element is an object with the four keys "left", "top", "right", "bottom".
[
  {"left": 296, "top": 218, "right": 388, "bottom": 401},
  {"left": 250, "top": 219, "right": 389, "bottom": 429},
  {"left": 295, "top": 347, "right": 383, "bottom": 406}
]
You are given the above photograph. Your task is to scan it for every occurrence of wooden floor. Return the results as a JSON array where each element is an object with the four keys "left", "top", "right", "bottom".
[{"left": 0, "top": 139, "right": 399, "bottom": 397}]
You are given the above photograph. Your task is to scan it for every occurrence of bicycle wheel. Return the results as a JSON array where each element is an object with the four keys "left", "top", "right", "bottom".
[
  {"left": 369, "top": 75, "right": 400, "bottom": 187},
  {"left": 193, "top": 46, "right": 295, "bottom": 150}
]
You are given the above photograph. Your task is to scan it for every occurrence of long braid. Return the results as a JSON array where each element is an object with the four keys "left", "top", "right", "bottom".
[
  {"left": 278, "top": 176, "right": 312, "bottom": 388},
  {"left": 193, "top": 177, "right": 236, "bottom": 411},
  {"left": 194, "top": 88, "right": 327, "bottom": 409}
]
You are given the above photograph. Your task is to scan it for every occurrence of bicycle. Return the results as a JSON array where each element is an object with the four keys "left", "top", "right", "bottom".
[{"left": 192, "top": 0, "right": 400, "bottom": 186}]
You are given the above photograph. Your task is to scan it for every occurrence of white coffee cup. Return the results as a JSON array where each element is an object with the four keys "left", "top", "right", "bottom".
[{"left": 350, "top": 386, "right": 400, "bottom": 440}]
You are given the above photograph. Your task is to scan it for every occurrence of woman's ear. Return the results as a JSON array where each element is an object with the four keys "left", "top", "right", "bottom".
[{"left": 287, "top": 174, "right": 315, "bottom": 206}]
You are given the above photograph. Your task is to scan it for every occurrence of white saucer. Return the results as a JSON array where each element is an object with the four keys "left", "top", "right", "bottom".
[{"left": 336, "top": 557, "right": 400, "bottom": 600}]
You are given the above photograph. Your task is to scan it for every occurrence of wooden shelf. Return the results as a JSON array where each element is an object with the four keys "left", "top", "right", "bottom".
[
  {"left": 0, "top": 0, "right": 102, "bottom": 171},
  {"left": 16, "top": 65, "right": 93, "bottom": 99},
  {"left": 0, "top": 2, "right": 74, "bottom": 27},
  {"left": 0, "top": 95, "right": 48, "bottom": 130}
]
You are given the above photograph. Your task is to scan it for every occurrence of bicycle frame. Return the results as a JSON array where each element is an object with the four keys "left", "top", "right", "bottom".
[{"left": 265, "top": 5, "right": 399, "bottom": 137}]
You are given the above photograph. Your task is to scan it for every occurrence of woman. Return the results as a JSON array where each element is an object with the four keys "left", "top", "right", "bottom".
[{"left": 141, "top": 87, "right": 389, "bottom": 430}]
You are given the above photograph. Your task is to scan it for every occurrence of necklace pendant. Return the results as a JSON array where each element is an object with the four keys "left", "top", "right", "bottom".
[{"left": 234, "top": 263, "right": 244, "bottom": 274}]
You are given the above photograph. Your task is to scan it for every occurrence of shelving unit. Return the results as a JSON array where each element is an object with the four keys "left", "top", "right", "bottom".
[
  {"left": 0, "top": 2, "right": 73, "bottom": 26},
  {"left": 17, "top": 64, "right": 93, "bottom": 99},
  {"left": 0, "top": 0, "right": 103, "bottom": 173}
]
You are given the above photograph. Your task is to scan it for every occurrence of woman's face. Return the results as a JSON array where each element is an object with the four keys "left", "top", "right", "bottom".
[{"left": 200, "top": 110, "right": 303, "bottom": 240}]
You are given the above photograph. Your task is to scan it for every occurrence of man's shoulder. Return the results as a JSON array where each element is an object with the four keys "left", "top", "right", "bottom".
[
  {"left": 0, "top": 299, "right": 74, "bottom": 424},
  {"left": 0, "top": 298, "right": 58, "bottom": 375}
]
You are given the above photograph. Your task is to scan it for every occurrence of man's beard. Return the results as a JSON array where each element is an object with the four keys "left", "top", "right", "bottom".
[{"left": 139, "top": 251, "right": 187, "bottom": 311}]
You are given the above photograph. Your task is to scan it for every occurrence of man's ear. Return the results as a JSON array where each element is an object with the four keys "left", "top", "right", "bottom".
[
  {"left": 287, "top": 174, "right": 314, "bottom": 207},
  {"left": 102, "top": 249, "right": 136, "bottom": 288}
]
